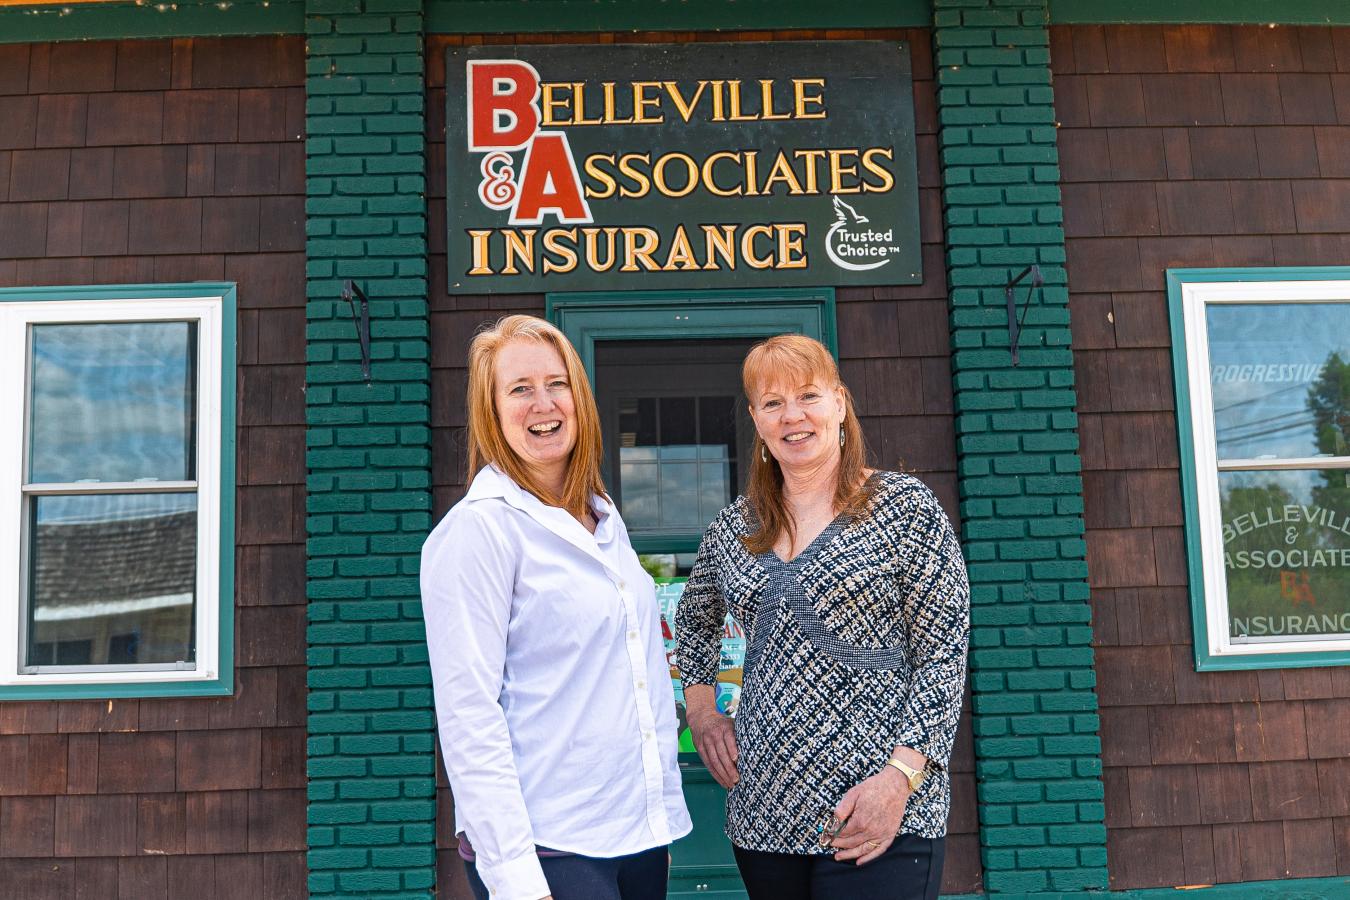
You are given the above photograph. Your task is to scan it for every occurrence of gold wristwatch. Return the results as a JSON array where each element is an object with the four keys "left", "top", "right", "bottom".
[{"left": 885, "top": 757, "right": 927, "bottom": 792}]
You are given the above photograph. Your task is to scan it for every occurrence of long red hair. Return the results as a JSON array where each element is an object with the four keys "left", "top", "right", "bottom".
[
  {"left": 741, "top": 334, "right": 871, "bottom": 555},
  {"left": 465, "top": 315, "right": 605, "bottom": 519}
]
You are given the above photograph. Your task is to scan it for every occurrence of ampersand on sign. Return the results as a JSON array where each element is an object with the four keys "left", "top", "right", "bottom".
[{"left": 478, "top": 152, "right": 517, "bottom": 211}]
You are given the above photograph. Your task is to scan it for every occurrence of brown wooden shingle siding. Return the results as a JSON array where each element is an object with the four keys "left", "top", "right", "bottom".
[
  {"left": 1055, "top": 23, "right": 1350, "bottom": 890},
  {"left": 426, "top": 28, "right": 975, "bottom": 899},
  {"left": 0, "top": 36, "right": 305, "bottom": 900}
]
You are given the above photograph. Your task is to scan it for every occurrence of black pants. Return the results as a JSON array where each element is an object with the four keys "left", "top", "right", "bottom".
[
  {"left": 464, "top": 845, "right": 668, "bottom": 900},
  {"left": 734, "top": 835, "right": 945, "bottom": 900}
]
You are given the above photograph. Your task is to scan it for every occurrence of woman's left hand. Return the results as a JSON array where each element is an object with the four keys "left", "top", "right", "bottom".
[{"left": 826, "top": 768, "right": 911, "bottom": 866}]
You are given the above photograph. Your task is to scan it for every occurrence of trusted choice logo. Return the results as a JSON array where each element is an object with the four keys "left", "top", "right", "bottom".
[{"left": 825, "top": 196, "right": 900, "bottom": 272}]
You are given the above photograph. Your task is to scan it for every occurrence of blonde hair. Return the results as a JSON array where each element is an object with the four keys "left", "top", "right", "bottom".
[
  {"left": 465, "top": 315, "right": 605, "bottom": 519},
  {"left": 741, "top": 333, "right": 870, "bottom": 555}
]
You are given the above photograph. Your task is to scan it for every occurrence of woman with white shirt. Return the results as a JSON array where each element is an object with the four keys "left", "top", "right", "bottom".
[{"left": 420, "top": 315, "right": 691, "bottom": 900}]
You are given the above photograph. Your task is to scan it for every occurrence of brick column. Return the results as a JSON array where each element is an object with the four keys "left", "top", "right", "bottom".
[
  {"left": 932, "top": 0, "right": 1108, "bottom": 893},
  {"left": 304, "top": 1, "right": 436, "bottom": 896}
]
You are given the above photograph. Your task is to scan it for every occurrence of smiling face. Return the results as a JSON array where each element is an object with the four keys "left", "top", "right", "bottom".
[
  {"left": 749, "top": 374, "right": 846, "bottom": 475},
  {"left": 494, "top": 338, "right": 577, "bottom": 490}
]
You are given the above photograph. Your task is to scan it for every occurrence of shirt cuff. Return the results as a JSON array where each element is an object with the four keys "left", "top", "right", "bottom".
[
  {"left": 477, "top": 849, "right": 550, "bottom": 900},
  {"left": 892, "top": 726, "right": 947, "bottom": 772}
]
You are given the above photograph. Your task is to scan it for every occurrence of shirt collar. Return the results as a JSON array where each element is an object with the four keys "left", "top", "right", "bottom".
[{"left": 466, "top": 465, "right": 622, "bottom": 576}]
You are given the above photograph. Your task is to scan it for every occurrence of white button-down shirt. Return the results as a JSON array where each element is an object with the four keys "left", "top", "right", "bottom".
[{"left": 421, "top": 465, "right": 691, "bottom": 900}]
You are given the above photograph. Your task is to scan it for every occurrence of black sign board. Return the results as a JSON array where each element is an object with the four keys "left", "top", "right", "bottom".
[{"left": 444, "top": 41, "right": 922, "bottom": 294}]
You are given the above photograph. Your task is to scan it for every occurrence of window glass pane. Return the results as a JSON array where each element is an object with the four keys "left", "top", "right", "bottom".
[
  {"left": 660, "top": 445, "right": 698, "bottom": 461},
  {"left": 1220, "top": 468, "right": 1350, "bottom": 644},
  {"left": 698, "top": 396, "right": 737, "bottom": 517},
  {"left": 595, "top": 339, "right": 754, "bottom": 537},
  {"left": 661, "top": 397, "right": 696, "bottom": 445},
  {"left": 700, "top": 460, "right": 730, "bottom": 524},
  {"left": 636, "top": 552, "right": 698, "bottom": 579},
  {"left": 619, "top": 452, "right": 659, "bottom": 528},
  {"left": 27, "top": 493, "right": 197, "bottom": 668},
  {"left": 28, "top": 322, "right": 198, "bottom": 484},
  {"left": 634, "top": 398, "right": 658, "bottom": 446},
  {"left": 659, "top": 460, "right": 699, "bottom": 528},
  {"left": 698, "top": 395, "right": 737, "bottom": 452},
  {"left": 29, "top": 638, "right": 92, "bottom": 666},
  {"left": 1206, "top": 302, "right": 1350, "bottom": 461}
]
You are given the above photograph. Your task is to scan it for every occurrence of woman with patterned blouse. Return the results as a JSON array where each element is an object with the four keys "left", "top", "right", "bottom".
[{"left": 674, "top": 334, "right": 969, "bottom": 900}]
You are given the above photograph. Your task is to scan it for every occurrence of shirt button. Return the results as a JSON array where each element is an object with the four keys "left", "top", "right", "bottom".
[
  {"left": 628, "top": 630, "right": 638, "bottom": 640},
  {"left": 618, "top": 580, "right": 627, "bottom": 591},
  {"left": 636, "top": 680, "right": 646, "bottom": 690}
]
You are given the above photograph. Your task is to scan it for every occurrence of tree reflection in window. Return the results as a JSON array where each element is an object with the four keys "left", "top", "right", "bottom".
[{"left": 1221, "top": 350, "right": 1350, "bottom": 643}]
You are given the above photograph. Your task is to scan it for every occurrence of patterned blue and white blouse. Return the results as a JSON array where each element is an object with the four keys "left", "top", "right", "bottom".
[{"left": 675, "top": 471, "right": 970, "bottom": 853}]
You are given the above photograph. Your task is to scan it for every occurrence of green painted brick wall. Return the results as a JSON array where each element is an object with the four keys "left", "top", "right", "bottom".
[
  {"left": 931, "top": 0, "right": 1107, "bottom": 894},
  {"left": 305, "top": 0, "right": 436, "bottom": 896}
]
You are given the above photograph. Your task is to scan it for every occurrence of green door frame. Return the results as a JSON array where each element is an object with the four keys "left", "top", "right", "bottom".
[
  {"left": 547, "top": 287, "right": 835, "bottom": 900},
  {"left": 547, "top": 288, "right": 838, "bottom": 374}
]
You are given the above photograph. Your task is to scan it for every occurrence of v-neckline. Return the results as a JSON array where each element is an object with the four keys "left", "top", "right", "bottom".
[
  {"left": 762, "top": 511, "right": 850, "bottom": 568},
  {"left": 755, "top": 472, "right": 882, "bottom": 569}
]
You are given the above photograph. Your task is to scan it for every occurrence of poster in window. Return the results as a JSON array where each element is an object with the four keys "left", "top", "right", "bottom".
[{"left": 656, "top": 579, "right": 744, "bottom": 753}]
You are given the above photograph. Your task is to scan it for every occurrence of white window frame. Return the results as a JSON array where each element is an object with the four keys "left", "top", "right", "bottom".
[
  {"left": 0, "top": 292, "right": 228, "bottom": 691},
  {"left": 1173, "top": 273, "right": 1350, "bottom": 667}
]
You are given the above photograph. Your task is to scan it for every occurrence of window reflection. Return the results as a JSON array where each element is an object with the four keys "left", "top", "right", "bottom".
[
  {"left": 26, "top": 493, "right": 197, "bottom": 668},
  {"left": 618, "top": 395, "right": 737, "bottom": 533},
  {"left": 596, "top": 338, "right": 753, "bottom": 540},
  {"left": 1220, "top": 469, "right": 1350, "bottom": 643},
  {"left": 1206, "top": 302, "right": 1350, "bottom": 461},
  {"left": 28, "top": 322, "right": 197, "bottom": 484}
]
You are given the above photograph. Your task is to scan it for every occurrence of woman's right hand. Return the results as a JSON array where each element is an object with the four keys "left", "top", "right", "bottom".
[{"left": 685, "top": 684, "right": 739, "bottom": 788}]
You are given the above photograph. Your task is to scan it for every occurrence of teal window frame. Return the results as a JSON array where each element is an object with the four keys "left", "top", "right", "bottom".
[
  {"left": 547, "top": 287, "right": 836, "bottom": 555},
  {"left": 1168, "top": 267, "right": 1350, "bottom": 671},
  {"left": 0, "top": 283, "right": 237, "bottom": 699}
]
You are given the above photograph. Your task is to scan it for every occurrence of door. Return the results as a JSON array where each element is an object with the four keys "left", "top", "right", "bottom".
[
  {"left": 594, "top": 337, "right": 754, "bottom": 898},
  {"left": 550, "top": 291, "right": 835, "bottom": 899}
]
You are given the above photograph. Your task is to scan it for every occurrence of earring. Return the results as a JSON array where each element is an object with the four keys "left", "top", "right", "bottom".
[
  {"left": 760, "top": 443, "right": 768, "bottom": 463},
  {"left": 839, "top": 425, "right": 846, "bottom": 448}
]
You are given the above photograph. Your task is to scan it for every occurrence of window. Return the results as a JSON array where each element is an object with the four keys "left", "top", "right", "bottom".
[
  {"left": 1169, "top": 269, "right": 1350, "bottom": 670},
  {"left": 595, "top": 338, "right": 756, "bottom": 548},
  {"left": 0, "top": 284, "right": 236, "bottom": 697}
]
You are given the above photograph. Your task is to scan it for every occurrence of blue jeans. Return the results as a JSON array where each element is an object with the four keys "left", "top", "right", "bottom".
[
  {"left": 733, "top": 835, "right": 945, "bottom": 900},
  {"left": 464, "top": 845, "right": 669, "bottom": 900}
]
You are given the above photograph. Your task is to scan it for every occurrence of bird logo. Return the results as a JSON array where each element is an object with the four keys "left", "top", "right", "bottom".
[
  {"left": 833, "top": 196, "right": 869, "bottom": 225},
  {"left": 825, "top": 196, "right": 892, "bottom": 272}
]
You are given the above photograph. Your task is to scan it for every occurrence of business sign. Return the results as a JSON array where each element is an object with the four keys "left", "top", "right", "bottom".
[{"left": 445, "top": 41, "right": 921, "bottom": 293}]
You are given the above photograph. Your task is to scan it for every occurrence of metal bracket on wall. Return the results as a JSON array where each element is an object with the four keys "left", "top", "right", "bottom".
[
  {"left": 1005, "top": 263, "right": 1043, "bottom": 367},
  {"left": 341, "top": 279, "right": 372, "bottom": 383}
]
